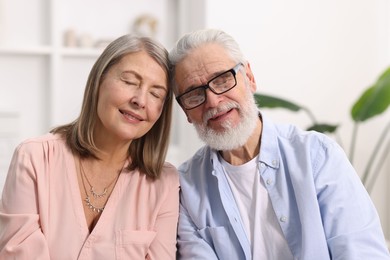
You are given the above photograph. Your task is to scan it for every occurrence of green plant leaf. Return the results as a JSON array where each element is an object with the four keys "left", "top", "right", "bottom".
[
  {"left": 351, "top": 67, "right": 390, "bottom": 122},
  {"left": 254, "top": 93, "right": 302, "bottom": 112},
  {"left": 306, "top": 124, "right": 338, "bottom": 133}
]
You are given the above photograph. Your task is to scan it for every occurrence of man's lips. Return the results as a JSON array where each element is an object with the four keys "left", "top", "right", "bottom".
[{"left": 208, "top": 108, "right": 233, "bottom": 122}]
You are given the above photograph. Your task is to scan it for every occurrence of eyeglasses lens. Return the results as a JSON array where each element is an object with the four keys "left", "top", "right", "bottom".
[
  {"left": 182, "top": 88, "right": 206, "bottom": 108},
  {"left": 179, "top": 65, "right": 239, "bottom": 110}
]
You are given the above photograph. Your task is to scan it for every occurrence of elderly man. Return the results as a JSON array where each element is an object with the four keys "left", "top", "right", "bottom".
[{"left": 169, "top": 28, "right": 390, "bottom": 259}]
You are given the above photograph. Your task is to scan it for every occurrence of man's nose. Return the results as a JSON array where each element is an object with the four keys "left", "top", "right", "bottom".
[{"left": 204, "top": 88, "right": 222, "bottom": 108}]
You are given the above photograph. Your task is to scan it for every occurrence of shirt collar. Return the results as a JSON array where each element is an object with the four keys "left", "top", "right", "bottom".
[
  {"left": 259, "top": 113, "right": 281, "bottom": 169},
  {"left": 208, "top": 112, "right": 281, "bottom": 172}
]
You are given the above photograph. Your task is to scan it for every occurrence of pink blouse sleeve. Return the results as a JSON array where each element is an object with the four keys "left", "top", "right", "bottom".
[
  {"left": 0, "top": 144, "right": 50, "bottom": 259},
  {"left": 147, "top": 164, "right": 180, "bottom": 260}
]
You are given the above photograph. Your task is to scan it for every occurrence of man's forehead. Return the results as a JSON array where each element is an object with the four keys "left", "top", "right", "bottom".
[
  {"left": 176, "top": 61, "right": 234, "bottom": 88},
  {"left": 175, "top": 63, "right": 207, "bottom": 90},
  {"left": 174, "top": 44, "right": 234, "bottom": 89}
]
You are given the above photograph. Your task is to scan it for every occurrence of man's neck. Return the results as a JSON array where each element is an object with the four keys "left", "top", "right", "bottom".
[{"left": 220, "top": 119, "right": 263, "bottom": 165}]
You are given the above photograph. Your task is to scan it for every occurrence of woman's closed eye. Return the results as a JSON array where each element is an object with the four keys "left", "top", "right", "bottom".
[
  {"left": 150, "top": 87, "right": 167, "bottom": 100},
  {"left": 120, "top": 71, "right": 140, "bottom": 86},
  {"left": 120, "top": 71, "right": 167, "bottom": 101},
  {"left": 123, "top": 79, "right": 140, "bottom": 87}
]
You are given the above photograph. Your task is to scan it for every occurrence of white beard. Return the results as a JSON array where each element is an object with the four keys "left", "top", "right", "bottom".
[{"left": 193, "top": 86, "right": 259, "bottom": 151}]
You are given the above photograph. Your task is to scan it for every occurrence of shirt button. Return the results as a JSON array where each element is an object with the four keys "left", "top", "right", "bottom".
[
  {"left": 280, "top": 216, "right": 287, "bottom": 222},
  {"left": 260, "top": 163, "right": 265, "bottom": 168},
  {"left": 266, "top": 179, "right": 273, "bottom": 185},
  {"left": 272, "top": 160, "right": 277, "bottom": 166}
]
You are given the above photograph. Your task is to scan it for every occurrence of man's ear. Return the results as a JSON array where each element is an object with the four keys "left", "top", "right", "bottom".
[
  {"left": 244, "top": 62, "right": 257, "bottom": 93},
  {"left": 186, "top": 113, "right": 192, "bottom": 123},
  {"left": 182, "top": 110, "right": 193, "bottom": 123}
]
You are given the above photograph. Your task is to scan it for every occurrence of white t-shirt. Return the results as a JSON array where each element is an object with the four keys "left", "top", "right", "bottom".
[{"left": 221, "top": 155, "right": 293, "bottom": 259}]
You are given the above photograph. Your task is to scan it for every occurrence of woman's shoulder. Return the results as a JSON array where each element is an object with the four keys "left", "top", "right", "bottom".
[
  {"left": 14, "top": 133, "right": 68, "bottom": 157},
  {"left": 19, "top": 132, "right": 63, "bottom": 145},
  {"left": 159, "top": 162, "right": 179, "bottom": 184}
]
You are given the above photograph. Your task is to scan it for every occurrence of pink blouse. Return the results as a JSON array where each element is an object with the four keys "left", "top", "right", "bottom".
[{"left": 0, "top": 133, "right": 180, "bottom": 259}]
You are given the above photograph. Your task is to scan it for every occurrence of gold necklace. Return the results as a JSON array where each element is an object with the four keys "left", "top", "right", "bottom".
[{"left": 79, "top": 159, "right": 120, "bottom": 213}]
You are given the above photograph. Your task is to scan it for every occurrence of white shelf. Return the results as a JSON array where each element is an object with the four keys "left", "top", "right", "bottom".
[
  {"left": 0, "top": 46, "right": 106, "bottom": 58},
  {"left": 60, "top": 47, "right": 104, "bottom": 58},
  {"left": 0, "top": 46, "right": 52, "bottom": 55}
]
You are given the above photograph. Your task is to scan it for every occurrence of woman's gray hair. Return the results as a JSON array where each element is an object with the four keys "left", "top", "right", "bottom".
[
  {"left": 52, "top": 34, "right": 173, "bottom": 179},
  {"left": 169, "top": 29, "right": 246, "bottom": 94}
]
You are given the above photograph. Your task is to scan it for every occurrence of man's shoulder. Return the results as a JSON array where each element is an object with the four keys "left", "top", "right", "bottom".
[
  {"left": 265, "top": 117, "right": 335, "bottom": 149},
  {"left": 178, "top": 145, "right": 212, "bottom": 173}
]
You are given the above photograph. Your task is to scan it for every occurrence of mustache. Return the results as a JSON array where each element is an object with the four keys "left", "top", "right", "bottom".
[{"left": 202, "top": 102, "right": 240, "bottom": 123}]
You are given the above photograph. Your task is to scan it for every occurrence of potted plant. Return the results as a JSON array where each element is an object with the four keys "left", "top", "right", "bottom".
[{"left": 254, "top": 66, "right": 390, "bottom": 194}]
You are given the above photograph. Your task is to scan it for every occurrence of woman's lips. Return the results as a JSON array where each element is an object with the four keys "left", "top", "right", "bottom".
[{"left": 119, "top": 109, "right": 144, "bottom": 122}]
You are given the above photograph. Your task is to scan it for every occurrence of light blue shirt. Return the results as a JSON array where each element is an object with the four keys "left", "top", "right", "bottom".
[{"left": 177, "top": 115, "right": 390, "bottom": 260}]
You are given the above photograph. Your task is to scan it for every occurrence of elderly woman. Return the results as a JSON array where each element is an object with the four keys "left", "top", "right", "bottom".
[{"left": 0, "top": 34, "right": 179, "bottom": 259}]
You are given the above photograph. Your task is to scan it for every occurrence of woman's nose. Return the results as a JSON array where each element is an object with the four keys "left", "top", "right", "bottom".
[{"left": 131, "top": 88, "right": 147, "bottom": 108}]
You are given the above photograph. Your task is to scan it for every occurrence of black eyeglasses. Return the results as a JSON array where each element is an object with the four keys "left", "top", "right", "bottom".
[{"left": 176, "top": 63, "right": 243, "bottom": 110}]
